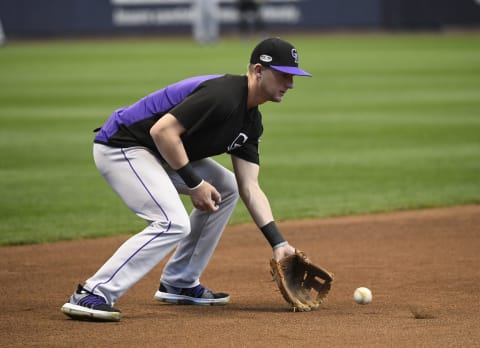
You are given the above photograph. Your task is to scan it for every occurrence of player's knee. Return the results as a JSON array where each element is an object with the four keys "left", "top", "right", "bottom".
[
  {"left": 176, "top": 219, "right": 191, "bottom": 237},
  {"left": 172, "top": 212, "right": 191, "bottom": 237},
  {"left": 148, "top": 214, "right": 191, "bottom": 238}
]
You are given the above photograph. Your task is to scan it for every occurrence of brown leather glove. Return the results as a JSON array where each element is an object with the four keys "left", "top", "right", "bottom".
[{"left": 270, "top": 250, "right": 334, "bottom": 312}]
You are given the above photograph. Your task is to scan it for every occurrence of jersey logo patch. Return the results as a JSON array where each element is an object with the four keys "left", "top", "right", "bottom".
[{"left": 228, "top": 132, "right": 248, "bottom": 151}]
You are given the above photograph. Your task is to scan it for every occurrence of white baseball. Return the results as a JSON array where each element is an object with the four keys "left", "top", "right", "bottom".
[{"left": 353, "top": 287, "right": 372, "bottom": 304}]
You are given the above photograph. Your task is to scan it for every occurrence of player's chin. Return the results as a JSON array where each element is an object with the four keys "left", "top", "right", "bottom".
[{"left": 271, "top": 95, "right": 285, "bottom": 103}]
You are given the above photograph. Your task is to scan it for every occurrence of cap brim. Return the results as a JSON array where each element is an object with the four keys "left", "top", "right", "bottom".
[{"left": 270, "top": 65, "right": 312, "bottom": 77}]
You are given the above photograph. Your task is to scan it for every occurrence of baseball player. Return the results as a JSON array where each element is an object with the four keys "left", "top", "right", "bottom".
[
  {"left": 192, "top": 0, "right": 219, "bottom": 44},
  {"left": 61, "top": 37, "right": 312, "bottom": 322}
]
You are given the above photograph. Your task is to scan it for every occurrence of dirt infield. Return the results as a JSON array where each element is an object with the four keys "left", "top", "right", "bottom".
[{"left": 1, "top": 205, "right": 479, "bottom": 347}]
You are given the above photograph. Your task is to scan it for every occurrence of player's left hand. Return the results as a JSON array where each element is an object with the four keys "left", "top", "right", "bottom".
[
  {"left": 273, "top": 243, "right": 295, "bottom": 261},
  {"left": 270, "top": 249, "right": 334, "bottom": 312}
]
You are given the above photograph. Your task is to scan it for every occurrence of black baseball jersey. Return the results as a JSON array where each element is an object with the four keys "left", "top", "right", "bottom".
[{"left": 94, "top": 74, "right": 263, "bottom": 164}]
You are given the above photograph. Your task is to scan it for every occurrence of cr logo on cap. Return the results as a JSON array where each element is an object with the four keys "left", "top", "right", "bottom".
[
  {"left": 291, "top": 49, "right": 298, "bottom": 63},
  {"left": 260, "top": 54, "right": 273, "bottom": 63}
]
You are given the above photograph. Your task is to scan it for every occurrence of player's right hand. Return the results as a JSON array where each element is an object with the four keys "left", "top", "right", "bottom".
[{"left": 190, "top": 181, "right": 221, "bottom": 212}]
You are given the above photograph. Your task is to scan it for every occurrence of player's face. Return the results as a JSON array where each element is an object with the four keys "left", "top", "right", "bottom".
[{"left": 261, "top": 68, "right": 294, "bottom": 102}]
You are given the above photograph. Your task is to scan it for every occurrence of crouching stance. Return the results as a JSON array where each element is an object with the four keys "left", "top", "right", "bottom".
[{"left": 61, "top": 38, "right": 312, "bottom": 321}]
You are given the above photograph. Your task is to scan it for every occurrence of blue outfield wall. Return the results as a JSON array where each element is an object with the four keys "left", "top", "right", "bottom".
[{"left": 0, "top": 0, "right": 479, "bottom": 38}]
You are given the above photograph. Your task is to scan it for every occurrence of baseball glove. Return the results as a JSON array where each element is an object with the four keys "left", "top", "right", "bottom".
[{"left": 270, "top": 250, "right": 334, "bottom": 312}]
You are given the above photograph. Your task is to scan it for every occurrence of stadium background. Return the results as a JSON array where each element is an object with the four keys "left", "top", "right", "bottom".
[{"left": 1, "top": 0, "right": 480, "bottom": 38}]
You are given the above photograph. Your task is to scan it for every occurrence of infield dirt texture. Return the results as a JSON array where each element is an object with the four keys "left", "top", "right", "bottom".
[{"left": 1, "top": 205, "right": 479, "bottom": 347}]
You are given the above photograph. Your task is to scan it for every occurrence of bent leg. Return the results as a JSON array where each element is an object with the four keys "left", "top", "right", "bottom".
[
  {"left": 84, "top": 145, "right": 190, "bottom": 304},
  {"left": 161, "top": 158, "right": 239, "bottom": 288}
]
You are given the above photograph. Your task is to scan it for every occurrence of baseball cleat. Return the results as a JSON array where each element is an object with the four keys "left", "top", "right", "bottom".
[
  {"left": 154, "top": 283, "right": 230, "bottom": 306},
  {"left": 61, "top": 284, "right": 121, "bottom": 322}
]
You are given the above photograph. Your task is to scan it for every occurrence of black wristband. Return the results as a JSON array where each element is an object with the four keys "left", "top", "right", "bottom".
[
  {"left": 176, "top": 163, "right": 203, "bottom": 189},
  {"left": 260, "top": 221, "right": 286, "bottom": 248}
]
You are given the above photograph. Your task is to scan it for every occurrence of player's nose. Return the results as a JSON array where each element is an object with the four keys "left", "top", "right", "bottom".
[{"left": 286, "top": 75, "right": 294, "bottom": 89}]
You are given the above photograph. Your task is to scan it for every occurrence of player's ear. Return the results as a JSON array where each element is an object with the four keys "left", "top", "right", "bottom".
[{"left": 254, "top": 64, "right": 263, "bottom": 79}]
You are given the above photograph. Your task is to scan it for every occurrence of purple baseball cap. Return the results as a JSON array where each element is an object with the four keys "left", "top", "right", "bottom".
[{"left": 249, "top": 37, "right": 312, "bottom": 77}]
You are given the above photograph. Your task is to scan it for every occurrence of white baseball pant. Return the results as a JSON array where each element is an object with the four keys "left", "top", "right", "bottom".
[{"left": 84, "top": 144, "right": 239, "bottom": 305}]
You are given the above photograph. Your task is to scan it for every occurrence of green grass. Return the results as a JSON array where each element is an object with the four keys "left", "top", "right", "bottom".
[{"left": 1, "top": 33, "right": 479, "bottom": 245}]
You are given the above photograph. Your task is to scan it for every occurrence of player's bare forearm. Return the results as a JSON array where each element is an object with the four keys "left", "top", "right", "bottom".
[
  {"left": 241, "top": 183, "right": 274, "bottom": 227},
  {"left": 151, "top": 113, "right": 220, "bottom": 211},
  {"left": 239, "top": 178, "right": 295, "bottom": 258},
  {"left": 231, "top": 156, "right": 274, "bottom": 227},
  {"left": 150, "top": 113, "right": 188, "bottom": 170}
]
